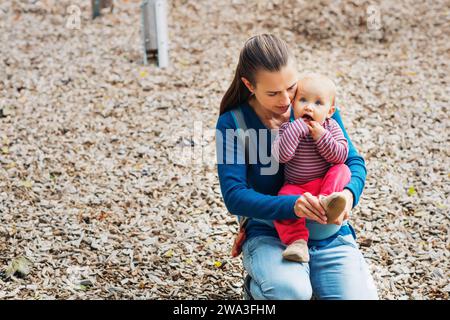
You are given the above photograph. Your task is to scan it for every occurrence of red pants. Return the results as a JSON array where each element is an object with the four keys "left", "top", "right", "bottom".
[{"left": 275, "top": 164, "right": 351, "bottom": 245}]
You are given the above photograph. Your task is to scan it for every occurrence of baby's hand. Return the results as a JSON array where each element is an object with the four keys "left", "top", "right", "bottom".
[{"left": 306, "top": 120, "right": 326, "bottom": 141}]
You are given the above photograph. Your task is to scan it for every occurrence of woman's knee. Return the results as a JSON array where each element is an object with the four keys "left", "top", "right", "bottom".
[{"left": 258, "top": 276, "right": 313, "bottom": 300}]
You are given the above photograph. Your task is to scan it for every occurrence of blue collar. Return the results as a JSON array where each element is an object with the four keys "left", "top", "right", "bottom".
[{"left": 289, "top": 105, "right": 295, "bottom": 122}]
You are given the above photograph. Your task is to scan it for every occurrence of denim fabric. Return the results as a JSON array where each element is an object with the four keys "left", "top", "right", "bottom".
[{"left": 242, "top": 233, "right": 379, "bottom": 300}]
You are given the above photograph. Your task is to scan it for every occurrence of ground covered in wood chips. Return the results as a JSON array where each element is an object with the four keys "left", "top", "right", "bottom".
[{"left": 0, "top": 0, "right": 448, "bottom": 299}]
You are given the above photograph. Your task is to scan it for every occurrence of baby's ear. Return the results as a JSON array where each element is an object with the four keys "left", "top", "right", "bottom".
[{"left": 327, "top": 102, "right": 336, "bottom": 118}]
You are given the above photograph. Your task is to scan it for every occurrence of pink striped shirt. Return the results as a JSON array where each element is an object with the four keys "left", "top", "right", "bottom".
[{"left": 272, "top": 118, "right": 349, "bottom": 185}]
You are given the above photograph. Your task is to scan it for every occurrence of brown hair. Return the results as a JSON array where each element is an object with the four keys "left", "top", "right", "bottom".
[{"left": 219, "top": 34, "right": 292, "bottom": 115}]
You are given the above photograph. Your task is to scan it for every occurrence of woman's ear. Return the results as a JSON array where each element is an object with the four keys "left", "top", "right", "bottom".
[{"left": 241, "top": 77, "right": 255, "bottom": 94}]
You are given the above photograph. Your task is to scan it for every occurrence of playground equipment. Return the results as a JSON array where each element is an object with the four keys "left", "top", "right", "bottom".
[
  {"left": 90, "top": 0, "right": 169, "bottom": 68},
  {"left": 141, "top": 0, "right": 169, "bottom": 68},
  {"left": 91, "top": 0, "right": 114, "bottom": 19}
]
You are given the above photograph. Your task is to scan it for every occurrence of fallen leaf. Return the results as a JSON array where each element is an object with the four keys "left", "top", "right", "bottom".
[
  {"left": 4, "top": 257, "right": 32, "bottom": 279},
  {"left": 139, "top": 70, "right": 149, "bottom": 78},
  {"left": 403, "top": 71, "right": 417, "bottom": 76},
  {"left": 436, "top": 202, "right": 447, "bottom": 210},
  {"left": 164, "top": 249, "right": 174, "bottom": 258},
  {"left": 97, "top": 211, "right": 108, "bottom": 221},
  {"left": 21, "top": 180, "right": 34, "bottom": 188},
  {"left": 6, "top": 162, "right": 16, "bottom": 169},
  {"left": 407, "top": 186, "right": 416, "bottom": 196}
]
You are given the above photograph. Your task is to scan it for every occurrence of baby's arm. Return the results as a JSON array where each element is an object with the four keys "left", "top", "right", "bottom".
[
  {"left": 272, "top": 118, "right": 309, "bottom": 163},
  {"left": 314, "top": 119, "right": 349, "bottom": 163}
]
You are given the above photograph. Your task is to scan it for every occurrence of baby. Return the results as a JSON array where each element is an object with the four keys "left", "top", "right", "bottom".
[{"left": 272, "top": 73, "right": 351, "bottom": 263}]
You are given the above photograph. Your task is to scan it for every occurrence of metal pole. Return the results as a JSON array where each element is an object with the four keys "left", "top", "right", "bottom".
[
  {"left": 141, "top": 0, "right": 149, "bottom": 65},
  {"left": 141, "top": 0, "right": 169, "bottom": 68},
  {"left": 155, "top": 0, "right": 169, "bottom": 68},
  {"left": 92, "top": 0, "right": 101, "bottom": 19}
]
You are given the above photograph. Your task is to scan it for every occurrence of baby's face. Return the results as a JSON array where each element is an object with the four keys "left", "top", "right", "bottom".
[{"left": 293, "top": 77, "right": 335, "bottom": 124}]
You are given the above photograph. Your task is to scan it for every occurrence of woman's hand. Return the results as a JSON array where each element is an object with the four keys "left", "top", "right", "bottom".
[
  {"left": 328, "top": 189, "right": 354, "bottom": 225},
  {"left": 294, "top": 192, "right": 328, "bottom": 224}
]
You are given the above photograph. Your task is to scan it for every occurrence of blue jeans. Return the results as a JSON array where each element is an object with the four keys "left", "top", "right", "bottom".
[{"left": 242, "top": 233, "right": 379, "bottom": 300}]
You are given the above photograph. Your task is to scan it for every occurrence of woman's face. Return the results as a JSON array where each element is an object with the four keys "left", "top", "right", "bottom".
[{"left": 243, "top": 61, "right": 298, "bottom": 116}]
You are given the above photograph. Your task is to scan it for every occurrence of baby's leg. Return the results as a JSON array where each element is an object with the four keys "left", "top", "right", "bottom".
[
  {"left": 319, "top": 164, "right": 351, "bottom": 196},
  {"left": 276, "top": 182, "right": 322, "bottom": 263},
  {"left": 274, "top": 219, "right": 309, "bottom": 246},
  {"left": 275, "top": 184, "right": 310, "bottom": 246},
  {"left": 274, "top": 218, "right": 310, "bottom": 262}
]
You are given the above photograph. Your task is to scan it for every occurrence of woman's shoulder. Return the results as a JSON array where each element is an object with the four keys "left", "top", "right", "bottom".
[
  {"left": 216, "top": 103, "right": 252, "bottom": 130},
  {"left": 331, "top": 106, "right": 341, "bottom": 119},
  {"left": 331, "top": 106, "right": 344, "bottom": 126},
  {"left": 216, "top": 109, "right": 236, "bottom": 131}
]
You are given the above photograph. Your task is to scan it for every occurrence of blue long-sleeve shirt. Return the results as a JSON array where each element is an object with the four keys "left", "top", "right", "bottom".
[{"left": 216, "top": 103, "right": 367, "bottom": 240}]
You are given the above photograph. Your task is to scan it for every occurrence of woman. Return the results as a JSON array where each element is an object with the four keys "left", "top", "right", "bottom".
[{"left": 216, "top": 34, "right": 378, "bottom": 300}]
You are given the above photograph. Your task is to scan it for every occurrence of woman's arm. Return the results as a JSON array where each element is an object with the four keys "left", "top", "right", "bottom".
[
  {"left": 216, "top": 112, "right": 299, "bottom": 220},
  {"left": 331, "top": 108, "right": 367, "bottom": 208}
]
